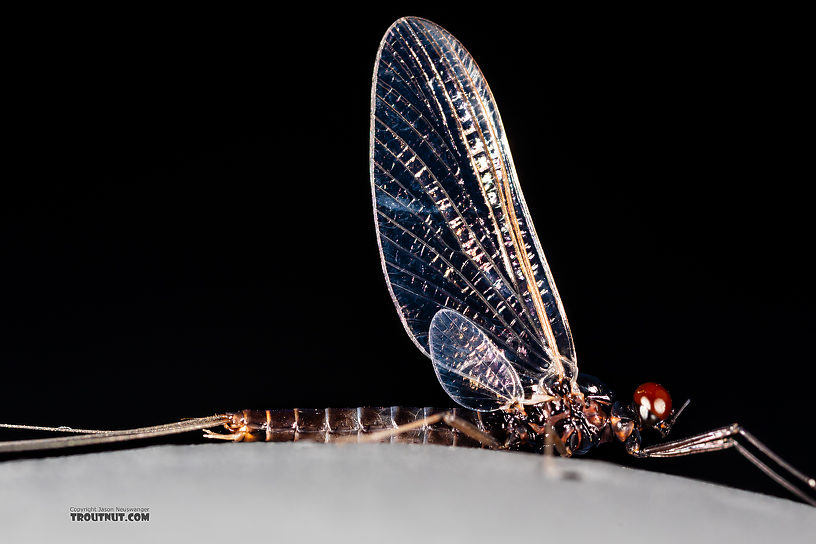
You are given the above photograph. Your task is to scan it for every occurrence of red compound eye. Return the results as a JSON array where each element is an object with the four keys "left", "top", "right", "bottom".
[{"left": 634, "top": 382, "right": 672, "bottom": 422}]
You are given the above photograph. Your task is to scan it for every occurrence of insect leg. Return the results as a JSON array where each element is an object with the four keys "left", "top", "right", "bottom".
[
  {"left": 538, "top": 421, "right": 575, "bottom": 479},
  {"left": 542, "top": 421, "right": 568, "bottom": 457},
  {"left": 637, "top": 424, "right": 740, "bottom": 456},
  {"left": 440, "top": 412, "right": 500, "bottom": 448},
  {"left": 640, "top": 437, "right": 735, "bottom": 456},
  {"left": 337, "top": 412, "right": 445, "bottom": 444},
  {"left": 737, "top": 428, "right": 815, "bottom": 489},
  {"left": 636, "top": 424, "right": 816, "bottom": 506},
  {"left": 730, "top": 442, "right": 816, "bottom": 506},
  {"left": 339, "top": 411, "right": 500, "bottom": 448}
]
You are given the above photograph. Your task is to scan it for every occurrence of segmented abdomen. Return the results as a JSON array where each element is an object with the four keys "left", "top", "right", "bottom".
[{"left": 226, "top": 407, "right": 501, "bottom": 447}]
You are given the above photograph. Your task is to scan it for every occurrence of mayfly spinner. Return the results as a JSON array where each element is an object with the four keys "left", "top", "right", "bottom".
[{"left": 1, "top": 17, "right": 814, "bottom": 507}]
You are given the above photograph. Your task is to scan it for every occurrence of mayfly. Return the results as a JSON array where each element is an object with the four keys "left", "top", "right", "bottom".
[{"left": 1, "top": 17, "right": 814, "bottom": 507}]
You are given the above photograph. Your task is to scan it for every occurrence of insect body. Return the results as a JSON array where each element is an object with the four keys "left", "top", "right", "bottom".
[
  {"left": 1, "top": 16, "right": 813, "bottom": 507},
  {"left": 370, "top": 16, "right": 667, "bottom": 456},
  {"left": 367, "top": 16, "right": 814, "bottom": 503}
]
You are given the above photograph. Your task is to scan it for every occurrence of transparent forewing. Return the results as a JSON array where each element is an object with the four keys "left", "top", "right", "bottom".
[
  {"left": 429, "top": 309, "right": 523, "bottom": 411},
  {"left": 370, "top": 17, "right": 577, "bottom": 386}
]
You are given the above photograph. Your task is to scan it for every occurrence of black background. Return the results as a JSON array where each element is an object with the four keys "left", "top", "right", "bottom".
[{"left": 2, "top": 6, "right": 813, "bottom": 502}]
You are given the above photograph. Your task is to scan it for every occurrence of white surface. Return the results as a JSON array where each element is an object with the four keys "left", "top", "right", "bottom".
[{"left": 0, "top": 442, "right": 813, "bottom": 543}]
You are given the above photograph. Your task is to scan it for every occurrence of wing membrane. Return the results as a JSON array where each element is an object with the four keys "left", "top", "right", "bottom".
[
  {"left": 370, "top": 17, "right": 577, "bottom": 390},
  {"left": 429, "top": 309, "right": 523, "bottom": 411}
]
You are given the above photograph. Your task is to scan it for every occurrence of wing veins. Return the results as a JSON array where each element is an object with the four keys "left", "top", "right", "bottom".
[
  {"left": 387, "top": 25, "right": 459, "bottom": 148},
  {"left": 414, "top": 20, "right": 566, "bottom": 377},
  {"left": 403, "top": 22, "right": 545, "bottom": 345},
  {"left": 375, "top": 84, "right": 459, "bottom": 177},
  {"left": 377, "top": 212, "right": 544, "bottom": 360},
  {"left": 435, "top": 27, "right": 562, "bottom": 363},
  {"left": 378, "top": 43, "right": 451, "bottom": 142},
  {"left": 391, "top": 282, "right": 521, "bottom": 367},
  {"left": 374, "top": 120, "right": 543, "bottom": 346},
  {"left": 373, "top": 136, "right": 546, "bottom": 352}
]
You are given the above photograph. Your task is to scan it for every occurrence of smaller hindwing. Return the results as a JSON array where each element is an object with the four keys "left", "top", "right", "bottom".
[{"left": 429, "top": 309, "right": 523, "bottom": 411}]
